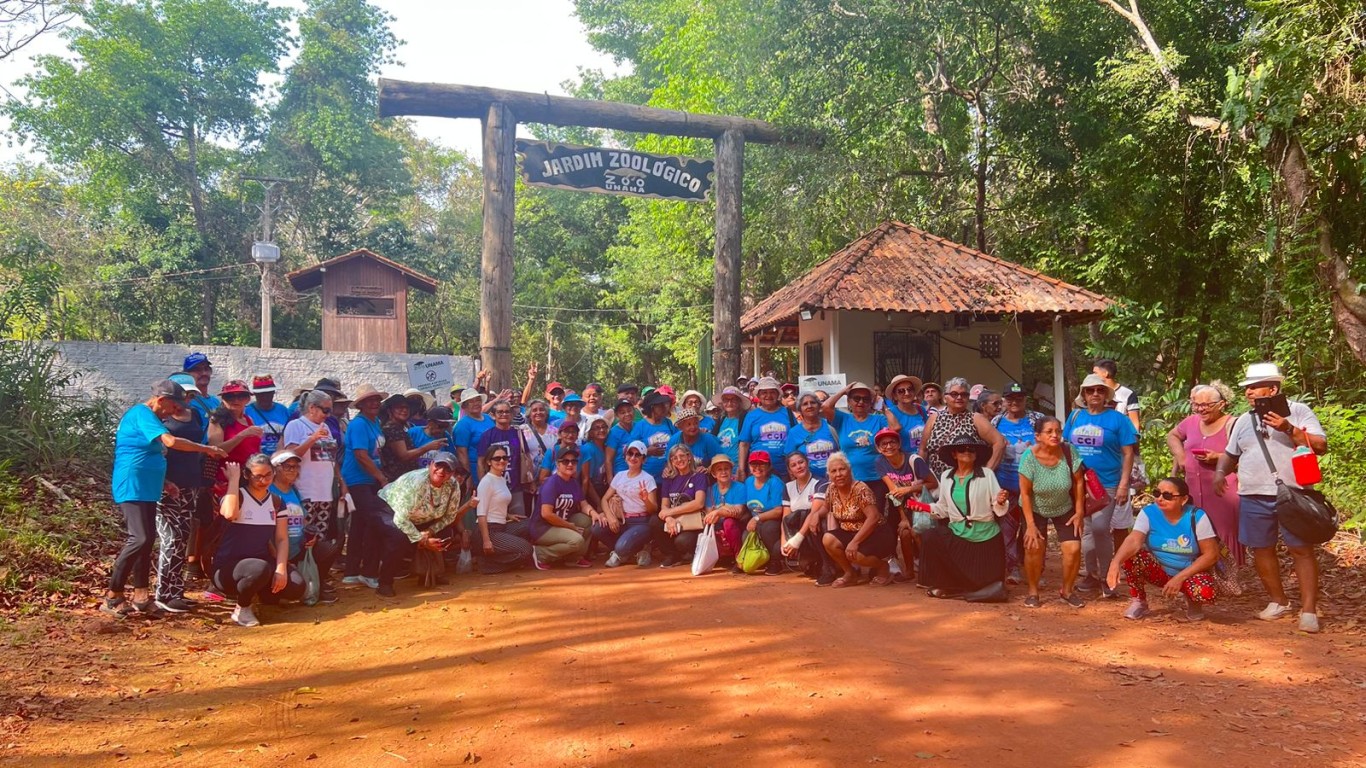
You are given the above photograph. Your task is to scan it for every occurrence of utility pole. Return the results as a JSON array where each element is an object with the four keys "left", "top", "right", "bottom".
[{"left": 242, "top": 176, "right": 294, "bottom": 350}]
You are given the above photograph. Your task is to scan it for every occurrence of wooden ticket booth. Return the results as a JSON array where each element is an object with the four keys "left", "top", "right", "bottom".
[{"left": 286, "top": 248, "right": 438, "bottom": 353}]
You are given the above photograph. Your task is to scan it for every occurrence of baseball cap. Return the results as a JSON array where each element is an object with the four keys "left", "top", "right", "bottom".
[
  {"left": 430, "top": 451, "right": 458, "bottom": 470},
  {"left": 624, "top": 440, "right": 647, "bottom": 455},
  {"left": 613, "top": 399, "right": 635, "bottom": 412},
  {"left": 167, "top": 373, "right": 200, "bottom": 395},
  {"left": 151, "top": 379, "right": 188, "bottom": 404},
  {"left": 616, "top": 382, "right": 639, "bottom": 393},
  {"left": 546, "top": 381, "right": 566, "bottom": 396},
  {"left": 780, "top": 382, "right": 799, "bottom": 393},
  {"left": 748, "top": 450, "right": 771, "bottom": 465},
  {"left": 554, "top": 444, "right": 581, "bottom": 461},
  {"left": 1003, "top": 382, "right": 1025, "bottom": 396},
  {"left": 426, "top": 405, "right": 455, "bottom": 423},
  {"left": 558, "top": 420, "right": 581, "bottom": 433},
  {"left": 218, "top": 379, "right": 251, "bottom": 397},
  {"left": 182, "top": 352, "right": 211, "bottom": 372},
  {"left": 874, "top": 427, "right": 901, "bottom": 445},
  {"left": 270, "top": 450, "right": 302, "bottom": 466}
]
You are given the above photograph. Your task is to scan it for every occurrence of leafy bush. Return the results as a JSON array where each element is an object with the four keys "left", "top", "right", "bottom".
[{"left": 0, "top": 341, "right": 118, "bottom": 476}]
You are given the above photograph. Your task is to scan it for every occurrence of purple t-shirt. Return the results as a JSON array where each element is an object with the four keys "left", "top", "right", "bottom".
[
  {"left": 662, "top": 471, "right": 709, "bottom": 510},
  {"left": 531, "top": 473, "right": 583, "bottom": 540},
  {"left": 477, "top": 426, "right": 523, "bottom": 484}
]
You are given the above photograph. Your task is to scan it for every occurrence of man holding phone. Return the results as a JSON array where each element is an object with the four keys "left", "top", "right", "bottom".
[{"left": 1215, "top": 363, "right": 1328, "bottom": 633}]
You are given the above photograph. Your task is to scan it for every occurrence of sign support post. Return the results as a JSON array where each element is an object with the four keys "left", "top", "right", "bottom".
[{"left": 480, "top": 102, "right": 516, "bottom": 392}]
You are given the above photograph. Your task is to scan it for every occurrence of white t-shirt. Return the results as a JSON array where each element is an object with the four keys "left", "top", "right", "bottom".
[
  {"left": 476, "top": 472, "right": 513, "bottom": 525},
  {"left": 282, "top": 416, "right": 339, "bottom": 502},
  {"left": 610, "top": 470, "right": 658, "bottom": 518},
  {"left": 1112, "top": 385, "right": 1140, "bottom": 414}
]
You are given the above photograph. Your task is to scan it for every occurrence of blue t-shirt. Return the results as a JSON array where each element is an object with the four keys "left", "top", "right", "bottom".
[
  {"left": 740, "top": 408, "right": 793, "bottom": 474},
  {"left": 1139, "top": 504, "right": 1214, "bottom": 576},
  {"left": 713, "top": 415, "right": 743, "bottom": 467},
  {"left": 887, "top": 403, "right": 927, "bottom": 454},
  {"left": 707, "top": 481, "right": 747, "bottom": 509},
  {"left": 407, "top": 425, "right": 453, "bottom": 468},
  {"left": 579, "top": 441, "right": 607, "bottom": 487},
  {"left": 745, "top": 474, "right": 784, "bottom": 514},
  {"left": 340, "top": 414, "right": 384, "bottom": 487},
  {"left": 451, "top": 414, "right": 493, "bottom": 460},
  {"left": 607, "top": 423, "right": 635, "bottom": 473},
  {"left": 832, "top": 411, "right": 890, "bottom": 482},
  {"left": 271, "top": 484, "right": 307, "bottom": 558},
  {"left": 246, "top": 402, "right": 290, "bottom": 455},
  {"left": 993, "top": 414, "right": 1037, "bottom": 492},
  {"left": 667, "top": 431, "right": 722, "bottom": 465},
  {"left": 531, "top": 473, "right": 583, "bottom": 541},
  {"left": 782, "top": 419, "right": 838, "bottom": 478},
  {"left": 187, "top": 395, "right": 220, "bottom": 441},
  {"left": 630, "top": 418, "right": 676, "bottom": 478},
  {"left": 548, "top": 408, "right": 567, "bottom": 427},
  {"left": 699, "top": 415, "right": 717, "bottom": 432},
  {"left": 1064, "top": 409, "right": 1139, "bottom": 488},
  {"left": 112, "top": 404, "right": 170, "bottom": 503}
]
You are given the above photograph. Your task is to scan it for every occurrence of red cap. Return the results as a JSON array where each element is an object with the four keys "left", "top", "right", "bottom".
[
  {"left": 218, "top": 379, "right": 251, "bottom": 397},
  {"left": 875, "top": 427, "right": 901, "bottom": 445},
  {"left": 546, "top": 381, "right": 565, "bottom": 395},
  {"left": 657, "top": 385, "right": 676, "bottom": 400},
  {"left": 780, "top": 382, "right": 799, "bottom": 393},
  {"left": 748, "top": 450, "right": 772, "bottom": 465}
]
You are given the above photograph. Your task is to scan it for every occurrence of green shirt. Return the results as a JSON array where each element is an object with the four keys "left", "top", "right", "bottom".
[
  {"left": 378, "top": 468, "right": 463, "bottom": 543},
  {"left": 1019, "top": 448, "right": 1080, "bottom": 518},
  {"left": 946, "top": 472, "right": 1000, "bottom": 542}
]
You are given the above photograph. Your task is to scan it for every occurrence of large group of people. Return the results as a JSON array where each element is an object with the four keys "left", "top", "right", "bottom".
[{"left": 105, "top": 353, "right": 1330, "bottom": 634}]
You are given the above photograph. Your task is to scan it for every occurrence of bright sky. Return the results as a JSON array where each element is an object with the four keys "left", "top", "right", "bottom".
[{"left": 0, "top": 0, "right": 626, "bottom": 162}]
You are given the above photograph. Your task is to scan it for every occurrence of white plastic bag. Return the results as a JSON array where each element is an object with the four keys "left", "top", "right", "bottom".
[
  {"left": 456, "top": 549, "right": 473, "bottom": 574},
  {"left": 691, "top": 523, "right": 719, "bottom": 576},
  {"left": 299, "top": 548, "right": 321, "bottom": 606}
]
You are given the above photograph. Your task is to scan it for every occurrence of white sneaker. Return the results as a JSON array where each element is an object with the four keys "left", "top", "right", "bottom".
[
  {"left": 605, "top": 552, "right": 624, "bottom": 568},
  {"left": 231, "top": 605, "right": 260, "bottom": 627},
  {"left": 1258, "top": 602, "right": 1292, "bottom": 621},
  {"left": 887, "top": 559, "right": 903, "bottom": 576},
  {"left": 1298, "top": 612, "right": 1320, "bottom": 633}
]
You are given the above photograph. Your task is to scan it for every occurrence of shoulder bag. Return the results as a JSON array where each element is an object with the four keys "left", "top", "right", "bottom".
[
  {"left": 1250, "top": 423, "right": 1337, "bottom": 545},
  {"left": 1060, "top": 438, "right": 1108, "bottom": 516}
]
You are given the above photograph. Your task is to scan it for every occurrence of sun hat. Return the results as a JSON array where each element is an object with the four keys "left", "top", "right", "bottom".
[
  {"left": 429, "top": 451, "right": 458, "bottom": 470},
  {"left": 748, "top": 450, "right": 771, "bottom": 465},
  {"left": 716, "top": 385, "right": 752, "bottom": 411},
  {"left": 425, "top": 405, "right": 455, "bottom": 423},
  {"left": 674, "top": 407, "right": 701, "bottom": 423},
  {"left": 218, "top": 379, "right": 251, "bottom": 397},
  {"left": 546, "top": 381, "right": 566, "bottom": 396},
  {"left": 921, "top": 381, "right": 942, "bottom": 394},
  {"left": 847, "top": 381, "right": 874, "bottom": 397},
  {"left": 1077, "top": 373, "right": 1114, "bottom": 400},
  {"left": 351, "top": 383, "right": 387, "bottom": 406},
  {"left": 459, "top": 389, "right": 486, "bottom": 406},
  {"left": 735, "top": 375, "right": 749, "bottom": 385},
  {"left": 402, "top": 388, "right": 436, "bottom": 410},
  {"left": 708, "top": 454, "right": 735, "bottom": 472},
  {"left": 380, "top": 393, "right": 409, "bottom": 411},
  {"left": 887, "top": 374, "right": 922, "bottom": 395},
  {"left": 1238, "top": 362, "right": 1286, "bottom": 388},
  {"left": 249, "top": 375, "right": 278, "bottom": 394},
  {"left": 182, "top": 352, "right": 211, "bottom": 372},
  {"left": 151, "top": 379, "right": 188, "bottom": 404},
  {"left": 874, "top": 427, "right": 901, "bottom": 445},
  {"left": 562, "top": 392, "right": 585, "bottom": 406},
  {"left": 681, "top": 389, "right": 707, "bottom": 407},
  {"left": 779, "top": 382, "right": 799, "bottom": 394},
  {"left": 624, "top": 440, "right": 647, "bottom": 455},
  {"left": 937, "top": 432, "right": 992, "bottom": 467},
  {"left": 168, "top": 373, "right": 200, "bottom": 395},
  {"left": 270, "top": 450, "right": 302, "bottom": 466},
  {"left": 755, "top": 376, "right": 781, "bottom": 393}
]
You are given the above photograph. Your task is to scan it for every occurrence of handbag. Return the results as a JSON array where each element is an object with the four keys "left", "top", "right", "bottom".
[
  {"left": 738, "top": 530, "right": 770, "bottom": 574},
  {"left": 298, "top": 548, "right": 321, "bottom": 606},
  {"left": 1062, "top": 444, "right": 1109, "bottom": 516},
  {"left": 413, "top": 547, "right": 446, "bottom": 587},
  {"left": 1251, "top": 423, "right": 1338, "bottom": 545},
  {"left": 518, "top": 433, "right": 536, "bottom": 489},
  {"left": 691, "top": 523, "right": 720, "bottom": 575},
  {"left": 674, "top": 511, "right": 704, "bottom": 532}
]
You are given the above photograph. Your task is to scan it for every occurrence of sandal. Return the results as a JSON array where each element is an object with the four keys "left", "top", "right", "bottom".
[
  {"left": 869, "top": 574, "right": 894, "bottom": 587},
  {"left": 831, "top": 575, "right": 860, "bottom": 589},
  {"left": 99, "top": 596, "right": 134, "bottom": 618},
  {"left": 926, "top": 588, "right": 954, "bottom": 599}
]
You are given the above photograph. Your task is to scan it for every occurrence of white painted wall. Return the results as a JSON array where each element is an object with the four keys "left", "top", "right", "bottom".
[{"left": 50, "top": 341, "right": 477, "bottom": 407}]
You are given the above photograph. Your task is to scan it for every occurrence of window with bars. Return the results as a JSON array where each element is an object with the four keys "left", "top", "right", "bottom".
[
  {"left": 804, "top": 340, "right": 824, "bottom": 375},
  {"left": 873, "top": 331, "right": 938, "bottom": 387}
]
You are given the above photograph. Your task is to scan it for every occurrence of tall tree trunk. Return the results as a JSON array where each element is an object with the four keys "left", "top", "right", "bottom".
[{"left": 973, "top": 106, "right": 988, "bottom": 253}]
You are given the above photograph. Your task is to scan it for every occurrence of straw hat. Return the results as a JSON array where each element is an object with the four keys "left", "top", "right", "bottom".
[{"left": 351, "top": 383, "right": 387, "bottom": 406}]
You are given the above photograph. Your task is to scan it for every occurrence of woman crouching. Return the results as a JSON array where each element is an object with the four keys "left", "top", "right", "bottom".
[
  {"left": 1107, "top": 477, "right": 1219, "bottom": 621},
  {"left": 919, "top": 434, "right": 1010, "bottom": 601},
  {"left": 821, "top": 452, "right": 897, "bottom": 587},
  {"left": 214, "top": 455, "right": 306, "bottom": 626}
]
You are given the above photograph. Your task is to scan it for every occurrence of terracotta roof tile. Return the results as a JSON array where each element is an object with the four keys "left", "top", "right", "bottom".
[{"left": 741, "top": 221, "right": 1111, "bottom": 333}]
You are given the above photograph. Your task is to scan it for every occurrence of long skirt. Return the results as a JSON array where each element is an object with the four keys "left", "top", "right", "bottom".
[{"left": 917, "top": 524, "right": 1004, "bottom": 593}]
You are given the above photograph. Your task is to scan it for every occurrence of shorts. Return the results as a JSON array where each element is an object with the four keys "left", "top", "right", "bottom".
[
  {"left": 826, "top": 522, "right": 897, "bottom": 559},
  {"left": 1238, "top": 495, "right": 1308, "bottom": 549},
  {"left": 1031, "top": 512, "right": 1080, "bottom": 544},
  {"left": 1106, "top": 486, "right": 1134, "bottom": 530}
]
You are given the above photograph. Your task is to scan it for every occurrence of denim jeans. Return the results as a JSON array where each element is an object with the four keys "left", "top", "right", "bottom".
[{"left": 593, "top": 516, "right": 657, "bottom": 558}]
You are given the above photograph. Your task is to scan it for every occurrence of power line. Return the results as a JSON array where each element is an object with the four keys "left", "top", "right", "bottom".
[
  {"left": 65, "top": 263, "right": 255, "bottom": 289},
  {"left": 511, "top": 302, "right": 713, "bottom": 314}
]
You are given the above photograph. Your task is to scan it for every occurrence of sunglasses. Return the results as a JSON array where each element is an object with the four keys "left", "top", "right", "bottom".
[
  {"left": 1083, "top": 387, "right": 1108, "bottom": 395},
  {"left": 1156, "top": 491, "right": 1187, "bottom": 501},
  {"left": 849, "top": 395, "right": 871, "bottom": 403},
  {"left": 625, "top": 451, "right": 644, "bottom": 458},
  {"left": 946, "top": 391, "right": 968, "bottom": 398},
  {"left": 558, "top": 458, "right": 579, "bottom": 465},
  {"left": 953, "top": 447, "right": 976, "bottom": 454},
  {"left": 489, "top": 455, "right": 510, "bottom": 462}
]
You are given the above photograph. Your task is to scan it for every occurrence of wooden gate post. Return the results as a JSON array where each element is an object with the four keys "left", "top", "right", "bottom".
[
  {"left": 712, "top": 129, "right": 744, "bottom": 394},
  {"left": 480, "top": 102, "right": 516, "bottom": 391}
]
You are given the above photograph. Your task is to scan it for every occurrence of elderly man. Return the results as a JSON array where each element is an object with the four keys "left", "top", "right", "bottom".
[
  {"left": 380, "top": 452, "right": 474, "bottom": 586},
  {"left": 1215, "top": 363, "right": 1328, "bottom": 633}
]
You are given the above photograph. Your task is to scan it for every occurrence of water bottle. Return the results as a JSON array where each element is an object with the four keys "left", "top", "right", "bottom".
[{"left": 1291, "top": 446, "right": 1322, "bottom": 486}]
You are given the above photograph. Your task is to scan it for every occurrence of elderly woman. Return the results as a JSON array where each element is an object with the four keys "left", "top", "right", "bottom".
[
  {"left": 743, "top": 450, "right": 787, "bottom": 575},
  {"left": 655, "top": 445, "right": 710, "bottom": 567},
  {"left": 269, "top": 449, "right": 341, "bottom": 604},
  {"left": 539, "top": 420, "right": 582, "bottom": 483},
  {"left": 1064, "top": 373, "right": 1140, "bottom": 597},
  {"left": 408, "top": 405, "right": 455, "bottom": 467},
  {"left": 919, "top": 434, "right": 1010, "bottom": 601},
  {"left": 921, "top": 382, "right": 945, "bottom": 415},
  {"left": 209, "top": 380, "right": 265, "bottom": 498},
  {"left": 380, "top": 394, "right": 441, "bottom": 482},
  {"left": 472, "top": 445, "right": 533, "bottom": 574},
  {"left": 579, "top": 418, "right": 611, "bottom": 508},
  {"left": 823, "top": 382, "right": 901, "bottom": 507},
  {"left": 920, "top": 378, "right": 1005, "bottom": 484},
  {"left": 595, "top": 440, "right": 660, "bottom": 567},
  {"left": 380, "top": 451, "right": 476, "bottom": 585},
  {"left": 1107, "top": 477, "right": 1219, "bottom": 622},
  {"left": 821, "top": 452, "right": 897, "bottom": 587},
  {"left": 885, "top": 374, "right": 927, "bottom": 454},
  {"left": 875, "top": 427, "right": 935, "bottom": 582},
  {"left": 680, "top": 389, "right": 715, "bottom": 431},
  {"left": 783, "top": 392, "right": 839, "bottom": 479},
  {"left": 701, "top": 454, "right": 749, "bottom": 568},
  {"left": 282, "top": 388, "right": 348, "bottom": 544},
  {"left": 667, "top": 407, "right": 722, "bottom": 465},
  {"left": 712, "top": 386, "right": 749, "bottom": 468},
  {"left": 632, "top": 391, "right": 678, "bottom": 481},
  {"left": 1166, "top": 382, "right": 1243, "bottom": 566},
  {"left": 104, "top": 380, "right": 225, "bottom": 619},
  {"left": 779, "top": 452, "right": 829, "bottom": 579},
  {"left": 214, "top": 456, "right": 307, "bottom": 627},
  {"left": 1019, "top": 417, "right": 1086, "bottom": 607},
  {"left": 530, "top": 445, "right": 595, "bottom": 569}
]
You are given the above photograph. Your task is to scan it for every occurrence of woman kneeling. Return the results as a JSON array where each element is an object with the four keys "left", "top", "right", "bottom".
[
  {"left": 214, "top": 455, "right": 305, "bottom": 627},
  {"left": 919, "top": 434, "right": 1010, "bottom": 601},
  {"left": 822, "top": 452, "right": 897, "bottom": 587},
  {"left": 1107, "top": 477, "right": 1219, "bottom": 622}
]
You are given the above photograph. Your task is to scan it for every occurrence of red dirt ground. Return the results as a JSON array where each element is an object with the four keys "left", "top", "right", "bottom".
[{"left": 3, "top": 561, "right": 1365, "bottom": 767}]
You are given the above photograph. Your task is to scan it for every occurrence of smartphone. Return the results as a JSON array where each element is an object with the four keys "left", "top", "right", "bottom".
[{"left": 1253, "top": 394, "right": 1291, "bottom": 419}]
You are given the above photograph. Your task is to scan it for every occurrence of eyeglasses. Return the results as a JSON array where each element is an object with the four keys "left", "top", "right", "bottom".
[
  {"left": 1156, "top": 491, "right": 1186, "bottom": 501},
  {"left": 1191, "top": 401, "right": 1219, "bottom": 410},
  {"left": 279, "top": 463, "right": 300, "bottom": 471},
  {"left": 248, "top": 471, "right": 273, "bottom": 480},
  {"left": 311, "top": 403, "right": 333, "bottom": 411},
  {"left": 1083, "top": 387, "right": 1108, "bottom": 395},
  {"left": 489, "top": 455, "right": 510, "bottom": 462},
  {"left": 946, "top": 391, "right": 968, "bottom": 399}
]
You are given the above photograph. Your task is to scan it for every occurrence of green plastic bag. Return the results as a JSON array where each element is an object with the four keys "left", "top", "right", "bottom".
[{"left": 738, "top": 530, "right": 770, "bottom": 574}]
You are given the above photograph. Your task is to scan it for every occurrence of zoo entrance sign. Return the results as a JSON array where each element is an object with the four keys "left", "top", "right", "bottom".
[{"left": 515, "top": 139, "right": 714, "bottom": 202}]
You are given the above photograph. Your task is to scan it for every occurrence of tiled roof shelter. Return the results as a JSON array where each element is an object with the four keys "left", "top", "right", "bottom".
[{"left": 740, "top": 221, "right": 1113, "bottom": 416}]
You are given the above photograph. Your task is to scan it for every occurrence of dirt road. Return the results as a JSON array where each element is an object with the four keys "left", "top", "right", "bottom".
[{"left": 3, "top": 563, "right": 1365, "bottom": 767}]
